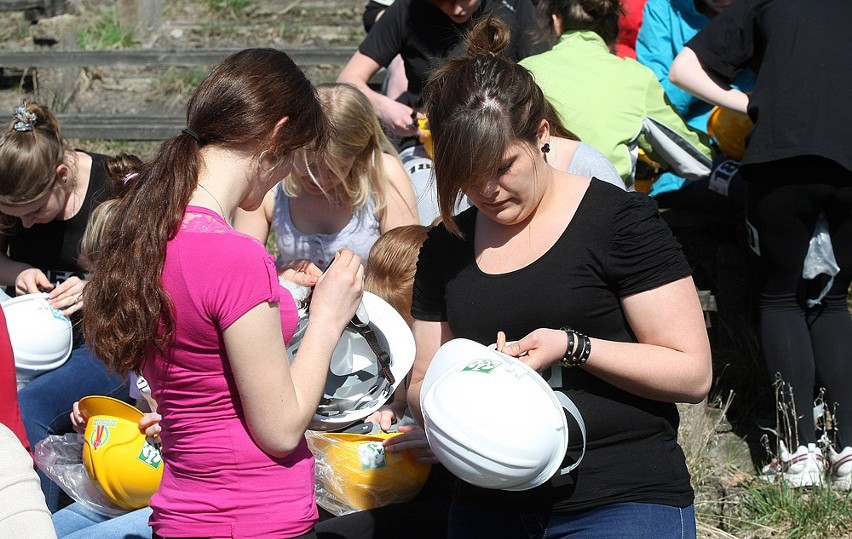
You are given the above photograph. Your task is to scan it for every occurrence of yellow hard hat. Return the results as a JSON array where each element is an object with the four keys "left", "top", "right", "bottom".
[
  {"left": 79, "top": 395, "right": 163, "bottom": 510},
  {"left": 707, "top": 106, "right": 753, "bottom": 161},
  {"left": 307, "top": 431, "right": 431, "bottom": 512}
]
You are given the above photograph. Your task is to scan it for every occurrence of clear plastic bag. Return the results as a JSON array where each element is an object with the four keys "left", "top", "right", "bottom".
[
  {"left": 802, "top": 211, "right": 840, "bottom": 307},
  {"left": 305, "top": 429, "right": 431, "bottom": 517},
  {"left": 34, "top": 433, "right": 129, "bottom": 517}
]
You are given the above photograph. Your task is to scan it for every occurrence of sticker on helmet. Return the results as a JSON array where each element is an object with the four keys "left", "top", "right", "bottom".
[
  {"left": 462, "top": 358, "right": 502, "bottom": 374},
  {"left": 90, "top": 424, "right": 110, "bottom": 450},
  {"left": 358, "top": 442, "right": 387, "bottom": 470},
  {"left": 138, "top": 441, "right": 162, "bottom": 469}
]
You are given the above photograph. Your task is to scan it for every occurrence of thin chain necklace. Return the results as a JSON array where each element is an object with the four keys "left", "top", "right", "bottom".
[{"left": 196, "top": 182, "right": 231, "bottom": 226}]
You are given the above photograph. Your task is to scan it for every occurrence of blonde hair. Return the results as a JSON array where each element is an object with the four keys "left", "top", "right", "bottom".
[
  {"left": 79, "top": 153, "right": 143, "bottom": 272},
  {"left": 0, "top": 102, "right": 68, "bottom": 227},
  {"left": 79, "top": 198, "right": 118, "bottom": 272},
  {"left": 282, "top": 83, "right": 399, "bottom": 211},
  {"left": 365, "top": 225, "right": 430, "bottom": 326}
]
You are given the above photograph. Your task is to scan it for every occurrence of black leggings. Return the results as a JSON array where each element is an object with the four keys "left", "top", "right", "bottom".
[{"left": 742, "top": 156, "right": 852, "bottom": 447}]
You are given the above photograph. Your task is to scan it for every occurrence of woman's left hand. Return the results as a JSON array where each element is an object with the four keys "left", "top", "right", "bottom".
[
  {"left": 49, "top": 276, "right": 87, "bottom": 316},
  {"left": 138, "top": 412, "right": 162, "bottom": 444},
  {"left": 364, "top": 401, "right": 405, "bottom": 432},
  {"left": 496, "top": 328, "right": 567, "bottom": 372}
]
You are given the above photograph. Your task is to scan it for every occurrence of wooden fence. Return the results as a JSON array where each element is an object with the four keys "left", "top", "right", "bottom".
[
  {"left": 0, "top": 0, "right": 64, "bottom": 20},
  {"left": 1, "top": 48, "right": 364, "bottom": 140}
]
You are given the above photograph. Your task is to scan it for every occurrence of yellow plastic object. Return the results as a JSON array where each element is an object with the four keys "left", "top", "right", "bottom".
[
  {"left": 417, "top": 117, "right": 434, "bottom": 159},
  {"left": 79, "top": 395, "right": 163, "bottom": 510},
  {"left": 306, "top": 430, "right": 431, "bottom": 515},
  {"left": 634, "top": 148, "right": 663, "bottom": 194},
  {"left": 707, "top": 106, "right": 753, "bottom": 161}
]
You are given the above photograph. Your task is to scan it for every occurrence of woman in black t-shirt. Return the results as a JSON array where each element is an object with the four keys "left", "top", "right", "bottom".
[
  {"left": 338, "top": 0, "right": 546, "bottom": 141},
  {"left": 0, "top": 102, "right": 129, "bottom": 512},
  {"left": 670, "top": 0, "right": 852, "bottom": 490},
  {"left": 405, "top": 18, "right": 711, "bottom": 539}
]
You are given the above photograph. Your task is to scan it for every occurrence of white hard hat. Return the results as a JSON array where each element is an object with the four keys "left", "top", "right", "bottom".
[
  {"left": 287, "top": 291, "right": 415, "bottom": 431},
  {"left": 2, "top": 292, "right": 72, "bottom": 384},
  {"left": 420, "top": 338, "right": 585, "bottom": 491}
]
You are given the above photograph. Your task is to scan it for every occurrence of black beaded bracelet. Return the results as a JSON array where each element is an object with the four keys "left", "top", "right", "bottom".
[{"left": 559, "top": 327, "right": 591, "bottom": 368}]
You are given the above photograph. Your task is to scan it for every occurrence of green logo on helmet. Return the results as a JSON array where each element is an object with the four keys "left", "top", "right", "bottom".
[
  {"left": 138, "top": 441, "right": 162, "bottom": 469},
  {"left": 358, "top": 442, "right": 387, "bottom": 470},
  {"left": 462, "top": 358, "right": 501, "bottom": 373}
]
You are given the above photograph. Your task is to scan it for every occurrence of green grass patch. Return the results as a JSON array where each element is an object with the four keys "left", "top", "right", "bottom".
[
  {"left": 733, "top": 482, "right": 852, "bottom": 538},
  {"left": 77, "top": 8, "right": 135, "bottom": 50}
]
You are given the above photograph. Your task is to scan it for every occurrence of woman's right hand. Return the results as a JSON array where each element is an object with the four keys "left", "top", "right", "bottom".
[
  {"left": 15, "top": 267, "right": 52, "bottom": 295},
  {"left": 308, "top": 249, "right": 364, "bottom": 331}
]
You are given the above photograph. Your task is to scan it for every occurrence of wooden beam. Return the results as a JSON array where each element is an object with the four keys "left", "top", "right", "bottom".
[
  {"left": 0, "top": 0, "right": 53, "bottom": 9},
  {"left": 0, "top": 0, "right": 66, "bottom": 20},
  {"left": 0, "top": 47, "right": 357, "bottom": 68},
  {"left": 57, "top": 114, "right": 184, "bottom": 140}
]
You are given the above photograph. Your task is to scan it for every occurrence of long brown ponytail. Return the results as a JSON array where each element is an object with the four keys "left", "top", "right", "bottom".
[{"left": 84, "top": 48, "right": 327, "bottom": 376}]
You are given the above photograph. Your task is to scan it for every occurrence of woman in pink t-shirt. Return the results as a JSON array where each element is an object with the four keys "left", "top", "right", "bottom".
[{"left": 82, "top": 49, "right": 365, "bottom": 539}]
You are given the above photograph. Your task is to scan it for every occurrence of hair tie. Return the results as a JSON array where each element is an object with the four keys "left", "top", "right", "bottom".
[
  {"left": 12, "top": 105, "right": 36, "bottom": 132},
  {"left": 182, "top": 128, "right": 202, "bottom": 144},
  {"left": 121, "top": 172, "right": 139, "bottom": 184}
]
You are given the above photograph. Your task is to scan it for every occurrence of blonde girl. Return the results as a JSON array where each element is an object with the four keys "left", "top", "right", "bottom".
[{"left": 236, "top": 82, "right": 418, "bottom": 272}]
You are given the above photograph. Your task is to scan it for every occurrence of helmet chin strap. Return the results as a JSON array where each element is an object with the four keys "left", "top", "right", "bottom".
[{"left": 348, "top": 318, "right": 394, "bottom": 386}]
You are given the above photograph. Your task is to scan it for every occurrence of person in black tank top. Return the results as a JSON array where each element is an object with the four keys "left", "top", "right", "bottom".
[
  {"left": 0, "top": 102, "right": 129, "bottom": 512},
  {"left": 406, "top": 19, "right": 711, "bottom": 538}
]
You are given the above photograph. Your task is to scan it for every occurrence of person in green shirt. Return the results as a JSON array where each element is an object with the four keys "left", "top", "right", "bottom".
[{"left": 520, "top": 0, "right": 713, "bottom": 190}]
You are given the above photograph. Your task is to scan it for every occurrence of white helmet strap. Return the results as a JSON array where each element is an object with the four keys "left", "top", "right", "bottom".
[
  {"left": 551, "top": 391, "right": 586, "bottom": 486},
  {"left": 316, "top": 319, "right": 396, "bottom": 419}
]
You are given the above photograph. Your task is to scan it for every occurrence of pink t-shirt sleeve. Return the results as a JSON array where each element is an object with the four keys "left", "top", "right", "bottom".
[{"left": 180, "top": 229, "right": 298, "bottom": 342}]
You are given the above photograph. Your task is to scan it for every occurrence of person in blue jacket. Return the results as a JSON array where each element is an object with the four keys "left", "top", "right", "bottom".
[{"left": 636, "top": 0, "right": 752, "bottom": 208}]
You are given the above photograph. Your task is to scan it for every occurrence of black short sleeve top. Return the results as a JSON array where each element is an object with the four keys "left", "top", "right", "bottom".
[
  {"left": 687, "top": 0, "right": 852, "bottom": 172},
  {"left": 412, "top": 179, "right": 695, "bottom": 512},
  {"left": 359, "top": 0, "right": 546, "bottom": 107}
]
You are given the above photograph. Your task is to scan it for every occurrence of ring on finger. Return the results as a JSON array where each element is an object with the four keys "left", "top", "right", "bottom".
[{"left": 76, "top": 293, "right": 83, "bottom": 303}]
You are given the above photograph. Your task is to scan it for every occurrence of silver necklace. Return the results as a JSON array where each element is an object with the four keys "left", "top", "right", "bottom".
[{"left": 196, "top": 182, "right": 231, "bottom": 226}]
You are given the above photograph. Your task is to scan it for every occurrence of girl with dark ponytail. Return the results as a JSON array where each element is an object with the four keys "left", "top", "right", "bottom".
[{"left": 84, "top": 48, "right": 365, "bottom": 538}]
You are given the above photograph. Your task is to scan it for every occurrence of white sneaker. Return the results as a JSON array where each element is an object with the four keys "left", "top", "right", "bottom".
[
  {"left": 828, "top": 446, "right": 852, "bottom": 491},
  {"left": 760, "top": 442, "right": 825, "bottom": 488}
]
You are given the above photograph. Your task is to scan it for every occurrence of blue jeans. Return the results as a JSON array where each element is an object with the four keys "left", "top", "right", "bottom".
[
  {"left": 18, "top": 344, "right": 129, "bottom": 512},
  {"left": 53, "top": 504, "right": 152, "bottom": 538},
  {"left": 448, "top": 501, "right": 697, "bottom": 539}
]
